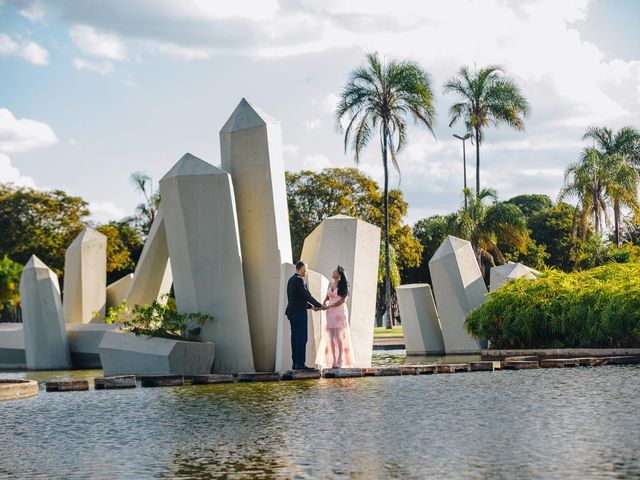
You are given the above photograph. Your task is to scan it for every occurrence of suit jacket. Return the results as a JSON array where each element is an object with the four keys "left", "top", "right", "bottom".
[{"left": 285, "top": 273, "right": 322, "bottom": 316}]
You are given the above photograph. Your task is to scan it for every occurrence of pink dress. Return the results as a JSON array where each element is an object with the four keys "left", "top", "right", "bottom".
[{"left": 315, "top": 285, "right": 355, "bottom": 368}]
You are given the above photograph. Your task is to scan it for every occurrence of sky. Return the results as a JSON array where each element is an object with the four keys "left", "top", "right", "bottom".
[{"left": 1, "top": 0, "right": 640, "bottom": 225}]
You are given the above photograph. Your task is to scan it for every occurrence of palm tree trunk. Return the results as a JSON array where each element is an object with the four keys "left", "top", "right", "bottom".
[
  {"left": 382, "top": 123, "right": 392, "bottom": 329},
  {"left": 614, "top": 198, "right": 620, "bottom": 246},
  {"left": 593, "top": 190, "right": 600, "bottom": 236},
  {"left": 475, "top": 126, "right": 480, "bottom": 198}
]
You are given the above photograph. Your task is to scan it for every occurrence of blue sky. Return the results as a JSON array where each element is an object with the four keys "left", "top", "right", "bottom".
[{"left": 1, "top": 0, "right": 640, "bottom": 224}]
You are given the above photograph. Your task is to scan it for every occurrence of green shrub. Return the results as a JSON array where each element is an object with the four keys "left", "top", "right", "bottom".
[
  {"left": 105, "top": 296, "right": 213, "bottom": 341},
  {"left": 465, "top": 263, "right": 640, "bottom": 348}
]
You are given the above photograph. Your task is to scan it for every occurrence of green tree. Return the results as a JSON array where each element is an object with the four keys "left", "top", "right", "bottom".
[
  {"left": 506, "top": 194, "right": 553, "bottom": 218},
  {"left": 286, "top": 168, "right": 422, "bottom": 275},
  {"left": 0, "top": 256, "right": 22, "bottom": 320},
  {"left": 444, "top": 65, "right": 530, "bottom": 197},
  {"left": 527, "top": 203, "right": 582, "bottom": 271},
  {"left": 97, "top": 221, "right": 144, "bottom": 284},
  {"left": 336, "top": 52, "right": 436, "bottom": 327},
  {"left": 581, "top": 126, "right": 640, "bottom": 245},
  {"left": 130, "top": 171, "right": 160, "bottom": 236},
  {"left": 403, "top": 214, "right": 454, "bottom": 284},
  {"left": 0, "top": 186, "right": 89, "bottom": 276}
]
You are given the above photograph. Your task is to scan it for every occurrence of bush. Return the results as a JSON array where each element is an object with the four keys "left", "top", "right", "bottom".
[
  {"left": 465, "top": 263, "right": 640, "bottom": 348},
  {"left": 105, "top": 296, "right": 213, "bottom": 341}
]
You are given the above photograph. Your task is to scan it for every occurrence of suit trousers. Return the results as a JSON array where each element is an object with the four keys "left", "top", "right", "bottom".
[{"left": 287, "top": 310, "right": 308, "bottom": 368}]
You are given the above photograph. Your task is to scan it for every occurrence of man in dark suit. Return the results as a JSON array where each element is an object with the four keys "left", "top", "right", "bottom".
[{"left": 286, "top": 261, "right": 323, "bottom": 370}]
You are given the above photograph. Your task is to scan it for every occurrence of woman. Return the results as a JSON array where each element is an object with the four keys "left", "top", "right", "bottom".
[{"left": 315, "top": 266, "right": 355, "bottom": 368}]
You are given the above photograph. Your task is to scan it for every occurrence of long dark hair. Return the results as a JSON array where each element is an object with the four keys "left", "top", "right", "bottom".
[{"left": 336, "top": 266, "right": 349, "bottom": 298}]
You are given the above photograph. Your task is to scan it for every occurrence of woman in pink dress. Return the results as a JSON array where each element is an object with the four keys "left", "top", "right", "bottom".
[{"left": 316, "top": 266, "right": 355, "bottom": 369}]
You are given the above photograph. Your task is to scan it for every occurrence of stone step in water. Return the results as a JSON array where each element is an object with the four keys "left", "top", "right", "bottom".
[
  {"left": 322, "top": 368, "right": 363, "bottom": 378},
  {"left": 45, "top": 380, "right": 89, "bottom": 392},
  {"left": 191, "top": 374, "right": 235, "bottom": 385},
  {"left": 139, "top": 375, "right": 184, "bottom": 387},
  {"left": 237, "top": 372, "right": 281, "bottom": 382},
  {"left": 600, "top": 356, "right": 640, "bottom": 365},
  {"left": 0, "top": 379, "right": 38, "bottom": 400},
  {"left": 540, "top": 359, "right": 579, "bottom": 368},
  {"left": 281, "top": 370, "right": 321, "bottom": 381},
  {"left": 470, "top": 361, "right": 500, "bottom": 372},
  {"left": 94, "top": 376, "right": 136, "bottom": 389},
  {"left": 503, "top": 360, "right": 539, "bottom": 370},
  {"left": 574, "top": 357, "right": 604, "bottom": 366}
]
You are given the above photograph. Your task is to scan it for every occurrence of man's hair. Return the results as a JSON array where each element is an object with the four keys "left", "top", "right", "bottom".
[{"left": 295, "top": 261, "right": 306, "bottom": 270}]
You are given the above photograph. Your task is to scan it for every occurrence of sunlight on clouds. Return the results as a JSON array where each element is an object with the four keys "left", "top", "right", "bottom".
[
  {"left": 72, "top": 58, "right": 114, "bottom": 75},
  {"left": 18, "top": 0, "right": 45, "bottom": 21},
  {"left": 0, "top": 108, "right": 58, "bottom": 153},
  {"left": 0, "top": 153, "right": 37, "bottom": 188},
  {"left": 70, "top": 25, "right": 127, "bottom": 61},
  {"left": 88, "top": 201, "right": 126, "bottom": 223},
  {"left": 0, "top": 33, "right": 49, "bottom": 65},
  {"left": 302, "top": 154, "right": 332, "bottom": 170}
]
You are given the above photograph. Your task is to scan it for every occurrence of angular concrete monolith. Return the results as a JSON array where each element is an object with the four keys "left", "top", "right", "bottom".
[
  {"left": 301, "top": 215, "right": 380, "bottom": 367},
  {"left": 0, "top": 323, "right": 25, "bottom": 369},
  {"left": 489, "top": 262, "right": 539, "bottom": 292},
  {"left": 220, "top": 99, "right": 293, "bottom": 372},
  {"left": 428, "top": 236, "right": 487, "bottom": 354},
  {"left": 106, "top": 273, "right": 133, "bottom": 310},
  {"left": 396, "top": 283, "right": 445, "bottom": 355},
  {"left": 63, "top": 226, "right": 107, "bottom": 324},
  {"left": 274, "top": 264, "right": 328, "bottom": 372},
  {"left": 159, "top": 153, "right": 254, "bottom": 373},
  {"left": 125, "top": 205, "right": 172, "bottom": 306},
  {"left": 20, "top": 255, "right": 71, "bottom": 369}
]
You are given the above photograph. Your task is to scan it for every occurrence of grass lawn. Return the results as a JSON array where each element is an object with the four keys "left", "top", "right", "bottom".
[{"left": 373, "top": 325, "right": 404, "bottom": 338}]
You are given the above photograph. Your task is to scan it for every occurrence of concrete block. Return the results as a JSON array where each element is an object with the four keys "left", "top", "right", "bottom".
[
  {"left": 428, "top": 236, "right": 487, "bottom": 354},
  {"left": 98, "top": 331, "right": 215, "bottom": 376},
  {"left": 125, "top": 206, "right": 172, "bottom": 306},
  {"left": 106, "top": 273, "right": 133, "bottom": 310},
  {"left": 396, "top": 283, "right": 445, "bottom": 355},
  {"left": 94, "top": 375, "right": 136, "bottom": 389},
  {"left": 45, "top": 380, "right": 89, "bottom": 392},
  {"left": 139, "top": 375, "right": 184, "bottom": 387},
  {"left": 20, "top": 256, "right": 72, "bottom": 370},
  {"left": 0, "top": 323, "right": 25, "bottom": 369},
  {"left": 301, "top": 215, "right": 381, "bottom": 367},
  {"left": 489, "top": 262, "right": 538, "bottom": 292},
  {"left": 0, "top": 379, "right": 38, "bottom": 401},
  {"left": 221, "top": 99, "right": 293, "bottom": 372},
  {"left": 66, "top": 323, "right": 119, "bottom": 369},
  {"left": 191, "top": 374, "right": 235, "bottom": 385},
  {"left": 160, "top": 153, "right": 254, "bottom": 373},
  {"left": 63, "top": 227, "right": 107, "bottom": 324}
]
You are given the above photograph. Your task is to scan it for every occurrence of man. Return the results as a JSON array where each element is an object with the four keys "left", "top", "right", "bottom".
[{"left": 286, "top": 261, "right": 323, "bottom": 370}]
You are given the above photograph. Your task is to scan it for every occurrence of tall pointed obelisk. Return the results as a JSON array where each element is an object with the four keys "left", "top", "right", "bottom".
[
  {"left": 159, "top": 153, "right": 254, "bottom": 373},
  {"left": 220, "top": 98, "right": 293, "bottom": 372}
]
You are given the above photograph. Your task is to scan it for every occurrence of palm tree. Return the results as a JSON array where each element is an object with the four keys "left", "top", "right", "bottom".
[
  {"left": 581, "top": 126, "right": 640, "bottom": 244},
  {"left": 444, "top": 65, "right": 530, "bottom": 198},
  {"left": 130, "top": 171, "right": 160, "bottom": 236},
  {"left": 336, "top": 52, "right": 436, "bottom": 328},
  {"left": 449, "top": 188, "right": 529, "bottom": 278}
]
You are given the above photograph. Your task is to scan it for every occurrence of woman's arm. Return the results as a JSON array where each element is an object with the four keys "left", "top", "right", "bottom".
[{"left": 327, "top": 295, "right": 347, "bottom": 309}]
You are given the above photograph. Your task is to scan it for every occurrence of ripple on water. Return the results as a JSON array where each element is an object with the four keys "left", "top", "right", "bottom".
[{"left": 0, "top": 365, "right": 639, "bottom": 479}]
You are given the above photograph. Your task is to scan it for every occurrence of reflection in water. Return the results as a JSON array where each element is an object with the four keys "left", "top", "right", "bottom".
[{"left": 0, "top": 361, "right": 639, "bottom": 478}]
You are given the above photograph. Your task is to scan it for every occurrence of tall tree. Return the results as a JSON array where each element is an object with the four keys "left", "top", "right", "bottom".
[
  {"left": 581, "top": 126, "right": 640, "bottom": 245},
  {"left": 336, "top": 52, "right": 436, "bottom": 327},
  {"left": 444, "top": 65, "right": 529, "bottom": 197},
  {"left": 130, "top": 171, "right": 160, "bottom": 236}
]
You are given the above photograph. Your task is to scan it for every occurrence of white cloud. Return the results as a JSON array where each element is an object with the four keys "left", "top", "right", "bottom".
[
  {"left": 0, "top": 108, "right": 58, "bottom": 154},
  {"left": 283, "top": 144, "right": 299, "bottom": 156},
  {"left": 320, "top": 93, "right": 340, "bottom": 115},
  {"left": 18, "top": 0, "right": 46, "bottom": 22},
  {"left": 303, "top": 118, "right": 321, "bottom": 131},
  {"left": 0, "top": 153, "right": 37, "bottom": 188},
  {"left": 153, "top": 42, "right": 211, "bottom": 60},
  {"left": 73, "top": 58, "right": 114, "bottom": 75},
  {"left": 88, "top": 201, "right": 126, "bottom": 223},
  {"left": 302, "top": 154, "right": 332, "bottom": 170},
  {"left": 0, "top": 33, "right": 49, "bottom": 65},
  {"left": 70, "top": 25, "right": 127, "bottom": 60}
]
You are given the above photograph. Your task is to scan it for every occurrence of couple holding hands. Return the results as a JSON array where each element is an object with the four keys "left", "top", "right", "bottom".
[{"left": 285, "top": 261, "right": 355, "bottom": 371}]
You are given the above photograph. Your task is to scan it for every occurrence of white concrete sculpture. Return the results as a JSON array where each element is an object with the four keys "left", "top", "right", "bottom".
[
  {"left": 125, "top": 206, "right": 173, "bottom": 306},
  {"left": 220, "top": 98, "right": 293, "bottom": 373},
  {"left": 0, "top": 323, "right": 25, "bottom": 369},
  {"left": 489, "top": 262, "right": 538, "bottom": 292},
  {"left": 106, "top": 273, "right": 133, "bottom": 310},
  {"left": 274, "top": 264, "right": 328, "bottom": 372},
  {"left": 19, "top": 256, "right": 72, "bottom": 370},
  {"left": 99, "top": 331, "right": 215, "bottom": 376},
  {"left": 63, "top": 226, "right": 107, "bottom": 324},
  {"left": 428, "top": 236, "right": 487, "bottom": 354},
  {"left": 66, "top": 323, "right": 119, "bottom": 369},
  {"left": 159, "top": 153, "right": 254, "bottom": 373},
  {"left": 396, "top": 284, "right": 445, "bottom": 355},
  {"left": 301, "top": 215, "right": 381, "bottom": 367}
]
